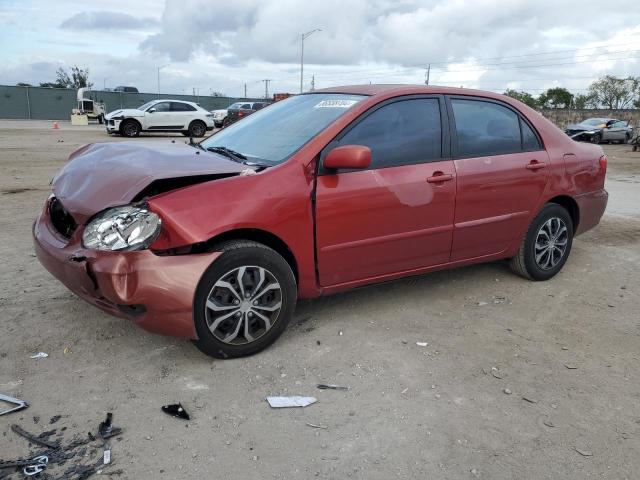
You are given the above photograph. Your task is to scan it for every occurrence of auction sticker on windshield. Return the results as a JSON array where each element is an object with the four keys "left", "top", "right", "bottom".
[{"left": 313, "top": 99, "right": 359, "bottom": 108}]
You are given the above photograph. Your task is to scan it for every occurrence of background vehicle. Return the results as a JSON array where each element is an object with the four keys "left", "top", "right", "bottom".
[
  {"left": 565, "top": 118, "right": 633, "bottom": 144},
  {"left": 73, "top": 87, "right": 105, "bottom": 124},
  {"left": 35, "top": 86, "right": 607, "bottom": 359},
  {"left": 113, "top": 86, "right": 139, "bottom": 93},
  {"left": 104, "top": 99, "right": 215, "bottom": 137},
  {"left": 223, "top": 101, "right": 270, "bottom": 126},
  {"left": 210, "top": 108, "right": 227, "bottom": 128}
]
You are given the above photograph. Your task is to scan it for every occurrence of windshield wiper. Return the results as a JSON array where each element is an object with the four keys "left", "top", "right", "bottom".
[{"left": 206, "top": 146, "right": 247, "bottom": 162}]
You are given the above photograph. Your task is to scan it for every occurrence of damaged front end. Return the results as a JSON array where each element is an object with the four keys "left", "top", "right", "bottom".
[{"left": 33, "top": 141, "right": 251, "bottom": 338}]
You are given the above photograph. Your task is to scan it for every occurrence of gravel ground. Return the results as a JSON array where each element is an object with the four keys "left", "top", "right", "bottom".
[{"left": 0, "top": 120, "right": 639, "bottom": 479}]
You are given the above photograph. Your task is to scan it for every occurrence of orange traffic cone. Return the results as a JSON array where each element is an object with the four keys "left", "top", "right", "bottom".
[{"left": 52, "top": 121, "right": 59, "bottom": 129}]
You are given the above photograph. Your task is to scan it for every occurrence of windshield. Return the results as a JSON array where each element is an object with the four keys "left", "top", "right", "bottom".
[
  {"left": 582, "top": 118, "right": 606, "bottom": 126},
  {"left": 227, "top": 103, "right": 243, "bottom": 109},
  {"left": 201, "top": 93, "right": 365, "bottom": 164},
  {"left": 138, "top": 100, "right": 158, "bottom": 111}
]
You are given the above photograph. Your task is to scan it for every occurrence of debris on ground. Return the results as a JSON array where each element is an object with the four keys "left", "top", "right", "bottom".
[
  {"left": 49, "top": 415, "right": 61, "bottom": 424},
  {"left": 522, "top": 396, "right": 538, "bottom": 404},
  {"left": 491, "top": 367, "right": 504, "bottom": 379},
  {"left": 543, "top": 419, "right": 556, "bottom": 428},
  {"left": 0, "top": 394, "right": 28, "bottom": 416},
  {"left": 29, "top": 352, "right": 48, "bottom": 359},
  {"left": 11, "top": 424, "right": 59, "bottom": 449},
  {"left": 503, "top": 388, "right": 512, "bottom": 395},
  {"left": 564, "top": 364, "right": 579, "bottom": 370},
  {"left": 98, "top": 412, "right": 123, "bottom": 440},
  {"left": 266, "top": 396, "right": 317, "bottom": 408},
  {"left": 161, "top": 403, "right": 190, "bottom": 420},
  {"left": 305, "top": 422, "right": 328, "bottom": 429},
  {"left": 1, "top": 413, "right": 124, "bottom": 479},
  {"left": 573, "top": 447, "right": 593, "bottom": 457},
  {"left": 416, "top": 342, "right": 428, "bottom": 347},
  {"left": 477, "top": 301, "right": 488, "bottom": 306},
  {"left": 316, "top": 384, "right": 349, "bottom": 391}
]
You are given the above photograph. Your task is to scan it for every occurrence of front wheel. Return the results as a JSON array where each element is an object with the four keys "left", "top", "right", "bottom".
[
  {"left": 188, "top": 120, "right": 206, "bottom": 138},
  {"left": 120, "top": 119, "right": 141, "bottom": 137},
  {"left": 193, "top": 241, "right": 297, "bottom": 359},
  {"left": 590, "top": 132, "right": 601, "bottom": 144},
  {"left": 510, "top": 204, "right": 574, "bottom": 281}
]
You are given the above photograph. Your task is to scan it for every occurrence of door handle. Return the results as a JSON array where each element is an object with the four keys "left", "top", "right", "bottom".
[
  {"left": 526, "top": 160, "right": 547, "bottom": 171},
  {"left": 427, "top": 172, "right": 453, "bottom": 183}
]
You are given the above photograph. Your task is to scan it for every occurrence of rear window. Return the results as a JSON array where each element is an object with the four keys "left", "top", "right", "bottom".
[
  {"left": 451, "top": 99, "right": 541, "bottom": 156},
  {"left": 171, "top": 102, "right": 196, "bottom": 111}
]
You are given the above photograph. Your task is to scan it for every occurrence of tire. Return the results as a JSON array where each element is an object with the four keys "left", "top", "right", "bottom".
[
  {"left": 97, "top": 114, "right": 104, "bottom": 125},
  {"left": 625, "top": 133, "right": 631, "bottom": 144},
  {"left": 192, "top": 240, "right": 297, "bottom": 359},
  {"left": 188, "top": 120, "right": 206, "bottom": 138},
  {"left": 510, "top": 204, "right": 574, "bottom": 281},
  {"left": 222, "top": 117, "right": 230, "bottom": 128},
  {"left": 120, "top": 119, "right": 141, "bottom": 137},
  {"left": 590, "top": 132, "right": 601, "bottom": 144}
]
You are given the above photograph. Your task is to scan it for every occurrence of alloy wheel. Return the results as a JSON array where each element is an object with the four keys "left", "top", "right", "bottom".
[
  {"left": 205, "top": 266, "right": 282, "bottom": 345},
  {"left": 534, "top": 217, "right": 568, "bottom": 270}
]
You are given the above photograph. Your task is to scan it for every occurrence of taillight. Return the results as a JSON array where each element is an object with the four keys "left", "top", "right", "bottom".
[{"left": 599, "top": 154, "right": 607, "bottom": 173}]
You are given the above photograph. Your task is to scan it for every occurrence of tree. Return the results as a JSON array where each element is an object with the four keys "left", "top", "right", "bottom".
[
  {"left": 539, "top": 87, "right": 573, "bottom": 109},
  {"left": 38, "top": 66, "right": 93, "bottom": 89},
  {"left": 16, "top": 82, "right": 33, "bottom": 87},
  {"left": 503, "top": 89, "right": 539, "bottom": 109},
  {"left": 572, "top": 93, "right": 597, "bottom": 109},
  {"left": 588, "top": 75, "right": 639, "bottom": 109}
]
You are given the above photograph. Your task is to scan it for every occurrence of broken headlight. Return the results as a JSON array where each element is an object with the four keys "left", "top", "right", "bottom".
[{"left": 82, "top": 205, "right": 161, "bottom": 251}]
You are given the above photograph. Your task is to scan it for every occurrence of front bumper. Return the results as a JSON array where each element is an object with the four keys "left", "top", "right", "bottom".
[
  {"left": 105, "top": 118, "right": 122, "bottom": 133},
  {"left": 33, "top": 201, "right": 221, "bottom": 338}
]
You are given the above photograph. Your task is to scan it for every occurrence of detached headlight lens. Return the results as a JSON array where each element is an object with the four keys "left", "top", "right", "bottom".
[{"left": 83, "top": 205, "right": 161, "bottom": 251}]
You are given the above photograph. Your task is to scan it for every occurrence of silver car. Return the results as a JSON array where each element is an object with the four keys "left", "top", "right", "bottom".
[{"left": 565, "top": 118, "right": 634, "bottom": 144}]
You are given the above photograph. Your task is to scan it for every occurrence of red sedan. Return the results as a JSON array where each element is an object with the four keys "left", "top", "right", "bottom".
[{"left": 33, "top": 85, "right": 608, "bottom": 358}]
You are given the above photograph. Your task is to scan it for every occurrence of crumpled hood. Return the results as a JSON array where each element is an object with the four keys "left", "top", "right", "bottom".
[
  {"left": 566, "top": 123, "right": 601, "bottom": 132},
  {"left": 105, "top": 109, "right": 144, "bottom": 119},
  {"left": 53, "top": 141, "right": 245, "bottom": 223}
]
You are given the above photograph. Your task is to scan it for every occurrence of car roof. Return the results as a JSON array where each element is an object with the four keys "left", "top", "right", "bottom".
[
  {"left": 154, "top": 99, "right": 198, "bottom": 106},
  {"left": 312, "top": 84, "right": 512, "bottom": 101}
]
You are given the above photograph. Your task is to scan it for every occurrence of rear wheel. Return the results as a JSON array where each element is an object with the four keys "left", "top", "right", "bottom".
[
  {"left": 590, "top": 132, "right": 601, "bottom": 144},
  {"left": 188, "top": 120, "right": 206, "bottom": 138},
  {"left": 193, "top": 241, "right": 297, "bottom": 359},
  {"left": 625, "top": 132, "right": 631, "bottom": 144},
  {"left": 120, "top": 119, "right": 140, "bottom": 137},
  {"left": 510, "top": 204, "right": 574, "bottom": 281}
]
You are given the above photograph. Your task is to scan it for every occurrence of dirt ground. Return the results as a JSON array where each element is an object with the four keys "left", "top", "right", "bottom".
[{"left": 0, "top": 120, "right": 638, "bottom": 479}]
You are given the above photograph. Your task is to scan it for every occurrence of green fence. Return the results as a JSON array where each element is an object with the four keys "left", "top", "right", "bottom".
[{"left": 0, "top": 85, "right": 261, "bottom": 120}]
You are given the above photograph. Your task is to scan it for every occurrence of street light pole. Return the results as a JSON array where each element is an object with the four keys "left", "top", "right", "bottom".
[
  {"left": 103, "top": 77, "right": 110, "bottom": 90},
  {"left": 157, "top": 64, "right": 169, "bottom": 99},
  {"left": 300, "top": 29, "right": 321, "bottom": 93}
]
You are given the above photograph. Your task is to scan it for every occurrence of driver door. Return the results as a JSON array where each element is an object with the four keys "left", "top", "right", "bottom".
[{"left": 145, "top": 101, "right": 172, "bottom": 129}]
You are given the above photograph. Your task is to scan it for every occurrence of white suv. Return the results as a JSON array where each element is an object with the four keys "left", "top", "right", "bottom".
[{"left": 105, "top": 100, "right": 215, "bottom": 137}]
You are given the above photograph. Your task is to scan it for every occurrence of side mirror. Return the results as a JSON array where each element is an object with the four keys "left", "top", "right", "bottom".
[
  {"left": 324, "top": 145, "right": 371, "bottom": 170},
  {"left": 148, "top": 108, "right": 156, "bottom": 113}
]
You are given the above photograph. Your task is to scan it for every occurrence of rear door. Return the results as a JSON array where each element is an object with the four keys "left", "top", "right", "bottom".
[
  {"left": 447, "top": 96, "right": 550, "bottom": 261},
  {"left": 170, "top": 102, "right": 197, "bottom": 129},
  {"left": 607, "top": 120, "right": 627, "bottom": 141},
  {"left": 315, "top": 96, "right": 457, "bottom": 286}
]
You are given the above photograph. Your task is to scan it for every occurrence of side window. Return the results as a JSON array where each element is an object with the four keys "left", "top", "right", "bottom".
[
  {"left": 241, "top": 103, "right": 252, "bottom": 109},
  {"left": 171, "top": 102, "right": 195, "bottom": 111},
  {"left": 152, "top": 102, "right": 171, "bottom": 112},
  {"left": 612, "top": 121, "right": 626, "bottom": 128},
  {"left": 521, "top": 118, "right": 542, "bottom": 151},
  {"left": 451, "top": 99, "right": 521, "bottom": 156},
  {"left": 336, "top": 98, "right": 442, "bottom": 169}
]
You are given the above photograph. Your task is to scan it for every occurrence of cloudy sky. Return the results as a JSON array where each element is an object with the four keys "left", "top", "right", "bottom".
[{"left": 1, "top": 0, "right": 639, "bottom": 98}]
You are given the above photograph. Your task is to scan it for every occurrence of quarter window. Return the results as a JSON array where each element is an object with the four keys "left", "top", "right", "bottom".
[
  {"left": 336, "top": 98, "right": 442, "bottom": 169},
  {"left": 451, "top": 99, "right": 539, "bottom": 156},
  {"left": 171, "top": 102, "right": 196, "bottom": 111}
]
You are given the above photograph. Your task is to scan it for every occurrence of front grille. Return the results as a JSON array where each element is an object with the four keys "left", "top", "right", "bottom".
[
  {"left": 49, "top": 197, "right": 77, "bottom": 238},
  {"left": 108, "top": 120, "right": 115, "bottom": 126}
]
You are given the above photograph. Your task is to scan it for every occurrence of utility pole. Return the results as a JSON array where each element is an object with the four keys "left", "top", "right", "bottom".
[
  {"left": 424, "top": 64, "right": 431, "bottom": 85},
  {"left": 262, "top": 79, "right": 271, "bottom": 99},
  {"left": 300, "top": 29, "right": 322, "bottom": 93},
  {"left": 311, "top": 75, "right": 315, "bottom": 91},
  {"left": 103, "top": 77, "right": 110, "bottom": 90},
  {"left": 244, "top": 83, "right": 247, "bottom": 99}
]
